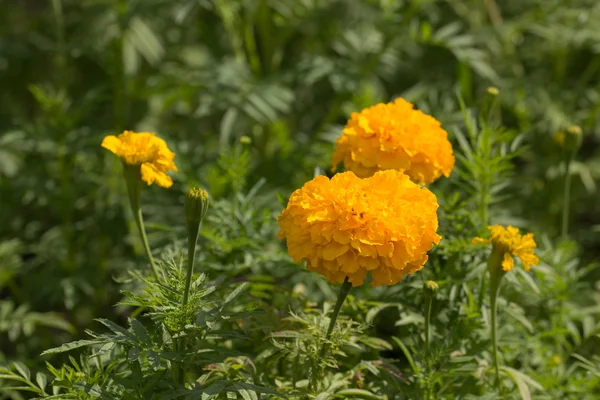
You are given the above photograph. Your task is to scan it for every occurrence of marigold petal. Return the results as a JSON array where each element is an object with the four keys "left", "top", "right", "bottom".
[
  {"left": 322, "top": 243, "right": 349, "bottom": 261},
  {"left": 101, "top": 135, "right": 121, "bottom": 154},
  {"left": 141, "top": 163, "right": 173, "bottom": 188},
  {"left": 502, "top": 253, "right": 514, "bottom": 271}
]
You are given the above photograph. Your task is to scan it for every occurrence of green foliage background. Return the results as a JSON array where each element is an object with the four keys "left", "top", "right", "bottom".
[{"left": 1, "top": 0, "right": 599, "bottom": 398}]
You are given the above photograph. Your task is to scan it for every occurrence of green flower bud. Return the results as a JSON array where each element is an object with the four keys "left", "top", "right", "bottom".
[
  {"left": 423, "top": 280, "right": 439, "bottom": 294},
  {"left": 240, "top": 136, "right": 252, "bottom": 145},
  {"left": 486, "top": 86, "right": 499, "bottom": 96},
  {"left": 564, "top": 125, "right": 582, "bottom": 152},
  {"left": 185, "top": 187, "right": 209, "bottom": 225}
]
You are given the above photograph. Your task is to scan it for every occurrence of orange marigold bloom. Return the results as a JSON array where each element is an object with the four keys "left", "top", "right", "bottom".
[
  {"left": 102, "top": 131, "right": 177, "bottom": 188},
  {"left": 277, "top": 170, "right": 441, "bottom": 287},
  {"left": 331, "top": 98, "right": 455, "bottom": 184},
  {"left": 472, "top": 225, "right": 539, "bottom": 272}
]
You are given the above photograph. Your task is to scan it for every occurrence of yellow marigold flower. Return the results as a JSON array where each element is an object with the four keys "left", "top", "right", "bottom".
[
  {"left": 277, "top": 170, "right": 441, "bottom": 287},
  {"left": 331, "top": 98, "right": 455, "bottom": 184},
  {"left": 102, "top": 131, "right": 177, "bottom": 188},
  {"left": 472, "top": 225, "right": 539, "bottom": 272}
]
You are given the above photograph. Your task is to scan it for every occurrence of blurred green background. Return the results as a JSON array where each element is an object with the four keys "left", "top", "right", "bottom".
[{"left": 1, "top": 0, "right": 599, "bottom": 375}]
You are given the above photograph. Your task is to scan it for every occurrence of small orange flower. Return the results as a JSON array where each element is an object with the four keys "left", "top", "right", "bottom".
[
  {"left": 102, "top": 131, "right": 177, "bottom": 188},
  {"left": 331, "top": 98, "right": 455, "bottom": 184},
  {"left": 277, "top": 170, "right": 441, "bottom": 287},
  {"left": 472, "top": 225, "right": 539, "bottom": 272}
]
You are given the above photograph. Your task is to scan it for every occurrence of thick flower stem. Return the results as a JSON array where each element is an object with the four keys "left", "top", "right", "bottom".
[
  {"left": 561, "top": 152, "right": 573, "bottom": 239},
  {"left": 321, "top": 276, "right": 352, "bottom": 357},
  {"left": 124, "top": 165, "right": 160, "bottom": 282},
  {"left": 182, "top": 222, "right": 200, "bottom": 308},
  {"left": 173, "top": 223, "right": 200, "bottom": 386}
]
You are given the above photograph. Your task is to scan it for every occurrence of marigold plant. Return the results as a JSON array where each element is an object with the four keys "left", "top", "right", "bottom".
[
  {"left": 472, "top": 225, "right": 539, "bottom": 272},
  {"left": 277, "top": 170, "right": 441, "bottom": 286},
  {"left": 102, "top": 131, "right": 177, "bottom": 188},
  {"left": 331, "top": 98, "right": 455, "bottom": 184}
]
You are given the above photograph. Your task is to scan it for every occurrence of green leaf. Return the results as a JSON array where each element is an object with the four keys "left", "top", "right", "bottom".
[
  {"left": 12, "top": 362, "right": 30, "bottom": 381},
  {"left": 221, "top": 282, "right": 249, "bottom": 311},
  {"left": 357, "top": 336, "right": 393, "bottom": 351},
  {"left": 391, "top": 337, "right": 419, "bottom": 374},
  {"left": 95, "top": 318, "right": 137, "bottom": 342},
  {"left": 502, "top": 366, "right": 544, "bottom": 400},
  {"left": 35, "top": 372, "right": 47, "bottom": 391},
  {"left": 335, "top": 389, "right": 383, "bottom": 399},
  {"left": 41, "top": 339, "right": 107, "bottom": 355},
  {"left": 130, "top": 318, "right": 152, "bottom": 347},
  {"left": 128, "top": 347, "right": 140, "bottom": 361}
]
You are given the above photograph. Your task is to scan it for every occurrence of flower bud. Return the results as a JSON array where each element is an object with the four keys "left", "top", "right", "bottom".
[
  {"left": 486, "top": 87, "right": 499, "bottom": 96},
  {"left": 564, "top": 125, "right": 582, "bottom": 152},
  {"left": 185, "top": 187, "right": 209, "bottom": 225},
  {"left": 240, "top": 136, "right": 252, "bottom": 145},
  {"left": 554, "top": 125, "right": 582, "bottom": 152},
  {"left": 423, "top": 280, "right": 439, "bottom": 294}
]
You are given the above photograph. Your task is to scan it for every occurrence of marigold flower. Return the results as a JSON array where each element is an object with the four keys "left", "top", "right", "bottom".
[
  {"left": 331, "top": 98, "right": 455, "bottom": 184},
  {"left": 277, "top": 170, "right": 441, "bottom": 287},
  {"left": 102, "top": 131, "right": 177, "bottom": 188},
  {"left": 472, "top": 225, "right": 539, "bottom": 272}
]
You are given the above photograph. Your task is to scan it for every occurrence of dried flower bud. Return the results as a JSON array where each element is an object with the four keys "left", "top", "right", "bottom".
[
  {"left": 423, "top": 280, "right": 439, "bottom": 294},
  {"left": 185, "top": 187, "right": 209, "bottom": 225}
]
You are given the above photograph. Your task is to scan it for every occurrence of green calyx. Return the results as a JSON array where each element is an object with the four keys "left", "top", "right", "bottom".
[{"left": 185, "top": 187, "right": 210, "bottom": 225}]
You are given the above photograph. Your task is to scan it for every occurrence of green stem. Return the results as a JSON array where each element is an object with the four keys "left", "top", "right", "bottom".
[
  {"left": 561, "top": 152, "right": 573, "bottom": 239},
  {"left": 182, "top": 222, "right": 200, "bottom": 308},
  {"left": 424, "top": 295, "right": 434, "bottom": 399},
  {"left": 321, "top": 276, "right": 352, "bottom": 357},
  {"left": 124, "top": 166, "right": 160, "bottom": 281},
  {"left": 488, "top": 247, "right": 505, "bottom": 393},
  {"left": 490, "top": 278, "right": 501, "bottom": 392}
]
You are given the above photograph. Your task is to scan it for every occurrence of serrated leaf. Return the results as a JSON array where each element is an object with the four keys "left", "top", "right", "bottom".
[
  {"left": 128, "top": 347, "right": 140, "bottom": 361},
  {"left": 95, "top": 318, "right": 137, "bottom": 342},
  {"left": 130, "top": 318, "right": 152, "bottom": 347},
  {"left": 41, "top": 339, "right": 107, "bottom": 355},
  {"left": 221, "top": 282, "right": 249, "bottom": 311}
]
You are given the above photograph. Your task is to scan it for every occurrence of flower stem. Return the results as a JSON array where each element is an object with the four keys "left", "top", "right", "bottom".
[
  {"left": 321, "top": 276, "right": 352, "bottom": 357},
  {"left": 561, "top": 152, "right": 573, "bottom": 239},
  {"left": 424, "top": 295, "right": 434, "bottom": 399},
  {"left": 489, "top": 278, "right": 501, "bottom": 392},
  {"left": 182, "top": 221, "right": 201, "bottom": 308},
  {"left": 487, "top": 247, "right": 505, "bottom": 393},
  {"left": 124, "top": 165, "right": 160, "bottom": 281}
]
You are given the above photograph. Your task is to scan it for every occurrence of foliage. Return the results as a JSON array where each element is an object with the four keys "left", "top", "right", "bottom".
[{"left": 1, "top": 0, "right": 600, "bottom": 399}]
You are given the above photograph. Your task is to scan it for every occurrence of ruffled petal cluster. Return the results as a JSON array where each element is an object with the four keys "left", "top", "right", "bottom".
[
  {"left": 472, "top": 225, "right": 539, "bottom": 272},
  {"left": 277, "top": 170, "right": 441, "bottom": 287},
  {"left": 102, "top": 131, "right": 177, "bottom": 188},
  {"left": 331, "top": 98, "right": 455, "bottom": 184}
]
